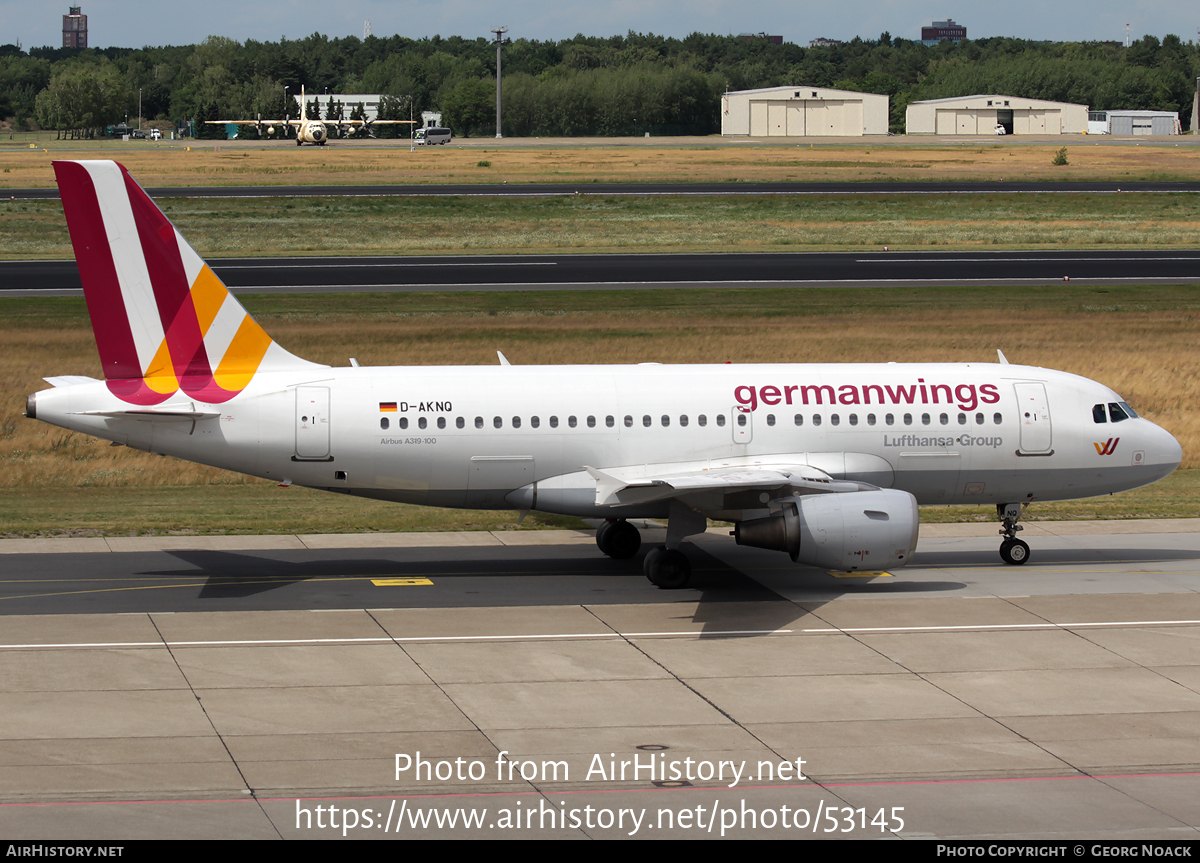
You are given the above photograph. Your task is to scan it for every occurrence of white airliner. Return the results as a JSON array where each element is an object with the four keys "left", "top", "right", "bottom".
[
  {"left": 206, "top": 87, "right": 413, "bottom": 145},
  {"left": 27, "top": 161, "right": 1183, "bottom": 588}
]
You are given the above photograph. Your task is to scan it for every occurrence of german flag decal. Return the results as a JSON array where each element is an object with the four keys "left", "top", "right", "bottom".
[{"left": 380, "top": 402, "right": 398, "bottom": 412}]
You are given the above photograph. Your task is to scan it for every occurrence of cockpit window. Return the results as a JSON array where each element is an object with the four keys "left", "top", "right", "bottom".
[
  {"left": 1108, "top": 403, "right": 1129, "bottom": 423},
  {"left": 1119, "top": 401, "right": 1138, "bottom": 419},
  {"left": 1092, "top": 404, "right": 1107, "bottom": 424}
]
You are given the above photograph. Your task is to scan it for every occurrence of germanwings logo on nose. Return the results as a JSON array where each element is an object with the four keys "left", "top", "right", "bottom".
[{"left": 1094, "top": 438, "right": 1120, "bottom": 455}]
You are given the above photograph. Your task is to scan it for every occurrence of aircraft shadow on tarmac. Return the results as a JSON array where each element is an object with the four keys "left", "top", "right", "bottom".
[
  {"left": 910, "top": 545, "right": 1200, "bottom": 568},
  {"left": 134, "top": 547, "right": 965, "bottom": 637}
]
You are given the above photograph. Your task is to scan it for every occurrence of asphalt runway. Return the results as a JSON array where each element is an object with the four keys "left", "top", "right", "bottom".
[
  {"left": 9, "top": 179, "right": 1200, "bottom": 200},
  {"left": 2, "top": 521, "right": 1200, "bottom": 839},
  {"left": 5, "top": 249, "right": 1200, "bottom": 296}
]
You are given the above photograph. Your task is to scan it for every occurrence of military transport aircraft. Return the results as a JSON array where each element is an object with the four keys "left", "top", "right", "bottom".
[
  {"left": 27, "top": 161, "right": 1183, "bottom": 588},
  {"left": 206, "top": 86, "right": 413, "bottom": 145}
]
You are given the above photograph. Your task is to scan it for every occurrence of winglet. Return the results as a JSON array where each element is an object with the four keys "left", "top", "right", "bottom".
[
  {"left": 53, "top": 160, "right": 323, "bottom": 406},
  {"left": 997, "top": 349, "right": 1009, "bottom": 365}
]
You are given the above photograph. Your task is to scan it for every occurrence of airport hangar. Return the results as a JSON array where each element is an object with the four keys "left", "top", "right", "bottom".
[
  {"left": 721, "top": 86, "right": 890, "bottom": 136},
  {"left": 906, "top": 94, "right": 1089, "bottom": 135}
]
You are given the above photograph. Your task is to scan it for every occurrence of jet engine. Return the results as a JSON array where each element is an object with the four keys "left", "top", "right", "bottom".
[{"left": 734, "top": 488, "right": 919, "bottom": 570}]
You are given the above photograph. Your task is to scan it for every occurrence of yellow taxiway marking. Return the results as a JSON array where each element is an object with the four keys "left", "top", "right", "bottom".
[
  {"left": 829, "top": 571, "right": 894, "bottom": 578},
  {"left": 371, "top": 577, "right": 433, "bottom": 586}
]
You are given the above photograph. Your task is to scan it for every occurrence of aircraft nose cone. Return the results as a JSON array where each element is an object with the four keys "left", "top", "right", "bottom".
[{"left": 1144, "top": 419, "right": 1183, "bottom": 477}]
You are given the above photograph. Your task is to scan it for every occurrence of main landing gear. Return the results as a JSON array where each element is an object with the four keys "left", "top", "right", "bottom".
[
  {"left": 997, "top": 502, "right": 1031, "bottom": 565},
  {"left": 597, "top": 503, "right": 707, "bottom": 590}
]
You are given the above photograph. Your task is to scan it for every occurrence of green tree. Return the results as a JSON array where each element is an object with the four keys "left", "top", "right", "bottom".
[{"left": 33, "top": 59, "right": 128, "bottom": 138}]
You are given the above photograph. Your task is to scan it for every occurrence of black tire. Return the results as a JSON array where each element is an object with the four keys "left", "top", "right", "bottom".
[
  {"left": 595, "top": 520, "right": 615, "bottom": 555},
  {"left": 1000, "top": 539, "right": 1030, "bottom": 565},
  {"left": 607, "top": 521, "right": 641, "bottom": 559},
  {"left": 644, "top": 548, "right": 691, "bottom": 589}
]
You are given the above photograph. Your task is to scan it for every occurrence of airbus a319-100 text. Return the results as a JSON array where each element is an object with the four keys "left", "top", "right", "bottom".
[{"left": 26, "top": 161, "right": 1183, "bottom": 588}]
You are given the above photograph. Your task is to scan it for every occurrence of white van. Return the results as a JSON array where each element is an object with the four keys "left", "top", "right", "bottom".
[{"left": 415, "top": 127, "right": 452, "bottom": 145}]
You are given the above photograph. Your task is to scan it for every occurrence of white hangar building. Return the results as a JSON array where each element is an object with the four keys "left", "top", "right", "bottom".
[
  {"left": 721, "top": 86, "right": 890, "bottom": 137},
  {"left": 906, "top": 95, "right": 1088, "bottom": 135}
]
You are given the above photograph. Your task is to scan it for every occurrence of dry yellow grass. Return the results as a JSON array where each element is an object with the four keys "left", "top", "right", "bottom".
[
  {"left": 4, "top": 304, "right": 1197, "bottom": 497},
  {"left": 2, "top": 139, "right": 1199, "bottom": 188}
]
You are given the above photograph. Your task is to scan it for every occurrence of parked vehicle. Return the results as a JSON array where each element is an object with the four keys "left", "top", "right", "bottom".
[{"left": 414, "top": 127, "right": 452, "bottom": 145}]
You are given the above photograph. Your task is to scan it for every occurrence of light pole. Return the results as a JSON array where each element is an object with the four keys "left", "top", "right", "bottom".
[{"left": 492, "top": 26, "right": 507, "bottom": 138}]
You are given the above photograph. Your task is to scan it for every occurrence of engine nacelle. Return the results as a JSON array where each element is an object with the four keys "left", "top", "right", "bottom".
[{"left": 734, "top": 489, "right": 919, "bottom": 571}]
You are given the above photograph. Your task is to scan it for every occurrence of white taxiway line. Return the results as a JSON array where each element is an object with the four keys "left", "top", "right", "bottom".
[{"left": 4, "top": 617, "right": 1199, "bottom": 650}]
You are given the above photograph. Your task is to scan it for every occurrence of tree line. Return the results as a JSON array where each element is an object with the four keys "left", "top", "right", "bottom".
[{"left": 1, "top": 31, "right": 1196, "bottom": 139}]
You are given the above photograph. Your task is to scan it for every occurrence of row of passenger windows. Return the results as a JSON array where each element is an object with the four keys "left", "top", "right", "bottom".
[{"left": 380, "top": 411, "right": 1005, "bottom": 430}]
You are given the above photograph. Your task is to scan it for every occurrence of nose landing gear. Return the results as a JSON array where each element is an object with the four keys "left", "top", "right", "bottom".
[{"left": 998, "top": 502, "right": 1031, "bottom": 565}]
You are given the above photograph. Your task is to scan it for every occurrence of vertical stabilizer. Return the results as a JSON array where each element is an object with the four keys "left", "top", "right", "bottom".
[{"left": 53, "top": 160, "right": 322, "bottom": 406}]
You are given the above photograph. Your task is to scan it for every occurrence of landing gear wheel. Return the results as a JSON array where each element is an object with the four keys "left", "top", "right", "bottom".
[
  {"left": 607, "top": 521, "right": 641, "bottom": 559},
  {"left": 999, "top": 538, "right": 1030, "bottom": 565},
  {"left": 596, "top": 521, "right": 615, "bottom": 555},
  {"left": 643, "top": 547, "right": 692, "bottom": 589}
]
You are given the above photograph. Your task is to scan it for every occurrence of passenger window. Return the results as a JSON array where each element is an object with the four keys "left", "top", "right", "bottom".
[
  {"left": 867, "top": 414, "right": 876, "bottom": 426},
  {"left": 512, "top": 416, "right": 521, "bottom": 429},
  {"left": 643, "top": 415, "right": 652, "bottom": 427},
  {"left": 587, "top": 416, "right": 596, "bottom": 428},
  {"left": 1108, "top": 403, "right": 1128, "bottom": 423},
  {"left": 939, "top": 413, "right": 949, "bottom": 425},
  {"left": 812, "top": 414, "right": 822, "bottom": 427},
  {"left": 993, "top": 413, "right": 1003, "bottom": 425},
  {"left": 698, "top": 415, "right": 707, "bottom": 427},
  {"left": 663, "top": 415, "right": 671, "bottom": 427},
  {"left": 794, "top": 414, "right": 803, "bottom": 426},
  {"left": 624, "top": 415, "right": 633, "bottom": 427},
  {"left": 921, "top": 414, "right": 930, "bottom": 425},
  {"left": 437, "top": 417, "right": 446, "bottom": 429},
  {"left": 493, "top": 416, "right": 502, "bottom": 429},
  {"left": 766, "top": 414, "right": 775, "bottom": 426},
  {"left": 569, "top": 416, "right": 578, "bottom": 428},
  {"left": 830, "top": 414, "right": 840, "bottom": 426},
  {"left": 680, "top": 415, "right": 689, "bottom": 427},
  {"left": 1093, "top": 404, "right": 1107, "bottom": 424},
  {"left": 736, "top": 413, "right": 747, "bottom": 427},
  {"left": 885, "top": 413, "right": 894, "bottom": 425},
  {"left": 531, "top": 416, "right": 540, "bottom": 428},
  {"left": 716, "top": 414, "right": 726, "bottom": 427},
  {"left": 418, "top": 417, "right": 427, "bottom": 429},
  {"left": 957, "top": 413, "right": 966, "bottom": 425},
  {"left": 549, "top": 416, "right": 559, "bottom": 428},
  {"left": 380, "top": 417, "right": 389, "bottom": 430},
  {"left": 849, "top": 414, "right": 858, "bottom": 426},
  {"left": 475, "top": 416, "right": 483, "bottom": 429},
  {"left": 903, "top": 414, "right": 912, "bottom": 425},
  {"left": 975, "top": 413, "right": 984, "bottom": 425},
  {"left": 456, "top": 417, "right": 465, "bottom": 429},
  {"left": 400, "top": 417, "right": 409, "bottom": 429},
  {"left": 605, "top": 416, "right": 614, "bottom": 428}
]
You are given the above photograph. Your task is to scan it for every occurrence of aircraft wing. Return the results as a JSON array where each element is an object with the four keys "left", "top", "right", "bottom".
[{"left": 584, "top": 461, "right": 872, "bottom": 507}]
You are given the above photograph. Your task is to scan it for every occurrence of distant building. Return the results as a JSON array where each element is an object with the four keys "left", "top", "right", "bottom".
[
  {"left": 921, "top": 19, "right": 965, "bottom": 46},
  {"left": 1088, "top": 110, "right": 1181, "bottom": 136},
  {"left": 297, "top": 94, "right": 387, "bottom": 122},
  {"left": 809, "top": 38, "right": 843, "bottom": 48},
  {"left": 739, "top": 33, "right": 783, "bottom": 45},
  {"left": 722, "top": 86, "right": 889, "bottom": 137},
  {"left": 420, "top": 111, "right": 443, "bottom": 129},
  {"left": 62, "top": 6, "right": 87, "bottom": 48},
  {"left": 907, "top": 94, "right": 1088, "bottom": 135}
]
